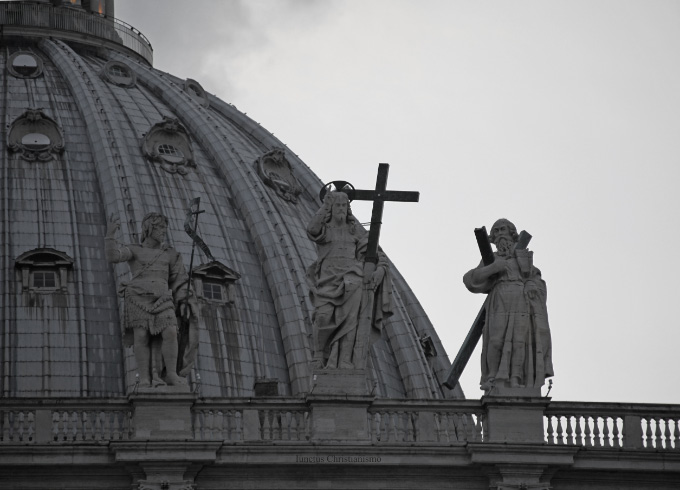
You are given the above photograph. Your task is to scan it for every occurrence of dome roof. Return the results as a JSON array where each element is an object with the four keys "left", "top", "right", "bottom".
[{"left": 0, "top": 1, "right": 461, "bottom": 399}]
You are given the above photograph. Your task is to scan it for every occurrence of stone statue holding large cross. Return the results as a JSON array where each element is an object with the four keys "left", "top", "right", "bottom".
[
  {"left": 462, "top": 219, "right": 554, "bottom": 395},
  {"left": 307, "top": 164, "right": 418, "bottom": 373},
  {"left": 306, "top": 190, "right": 391, "bottom": 369}
]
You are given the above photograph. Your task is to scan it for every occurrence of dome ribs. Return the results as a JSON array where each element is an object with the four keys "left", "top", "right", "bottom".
[{"left": 117, "top": 54, "right": 312, "bottom": 395}]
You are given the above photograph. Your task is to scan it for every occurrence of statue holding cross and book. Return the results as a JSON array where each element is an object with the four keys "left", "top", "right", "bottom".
[
  {"left": 452, "top": 218, "right": 554, "bottom": 395},
  {"left": 307, "top": 164, "right": 418, "bottom": 372}
]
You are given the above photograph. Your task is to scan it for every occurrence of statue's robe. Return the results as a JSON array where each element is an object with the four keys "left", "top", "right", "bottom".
[
  {"left": 307, "top": 223, "right": 392, "bottom": 367},
  {"left": 464, "top": 252, "right": 553, "bottom": 388}
]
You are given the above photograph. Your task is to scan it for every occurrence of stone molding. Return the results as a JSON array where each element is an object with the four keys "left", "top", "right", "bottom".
[
  {"left": 255, "top": 147, "right": 302, "bottom": 203},
  {"left": 142, "top": 117, "right": 195, "bottom": 175},
  {"left": 8, "top": 108, "right": 65, "bottom": 162}
]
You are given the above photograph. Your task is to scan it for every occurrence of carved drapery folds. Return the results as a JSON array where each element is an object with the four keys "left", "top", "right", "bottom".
[
  {"left": 191, "top": 261, "right": 240, "bottom": 305},
  {"left": 8, "top": 109, "right": 65, "bottom": 162},
  {"left": 142, "top": 117, "right": 195, "bottom": 175},
  {"left": 255, "top": 147, "right": 301, "bottom": 203},
  {"left": 15, "top": 248, "right": 74, "bottom": 293}
]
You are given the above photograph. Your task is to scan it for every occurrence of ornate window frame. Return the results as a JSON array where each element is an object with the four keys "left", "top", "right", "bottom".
[
  {"left": 8, "top": 51, "right": 44, "bottom": 79},
  {"left": 255, "top": 147, "right": 302, "bottom": 203},
  {"left": 184, "top": 78, "right": 210, "bottom": 108},
  {"left": 8, "top": 109, "right": 65, "bottom": 162},
  {"left": 99, "top": 60, "right": 136, "bottom": 88},
  {"left": 142, "top": 117, "right": 195, "bottom": 175},
  {"left": 15, "top": 248, "right": 74, "bottom": 293},
  {"left": 191, "top": 261, "right": 240, "bottom": 305}
]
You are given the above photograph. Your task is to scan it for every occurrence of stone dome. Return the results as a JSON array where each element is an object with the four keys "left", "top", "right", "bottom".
[{"left": 0, "top": 0, "right": 460, "bottom": 399}]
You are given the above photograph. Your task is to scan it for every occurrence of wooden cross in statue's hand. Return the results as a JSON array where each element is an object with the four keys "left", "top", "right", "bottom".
[{"left": 320, "top": 163, "right": 420, "bottom": 264}]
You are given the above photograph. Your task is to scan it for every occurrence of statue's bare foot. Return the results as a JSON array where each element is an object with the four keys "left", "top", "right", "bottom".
[
  {"left": 139, "top": 377, "right": 151, "bottom": 388},
  {"left": 151, "top": 376, "right": 166, "bottom": 388},
  {"left": 165, "top": 372, "right": 188, "bottom": 386},
  {"left": 338, "top": 361, "right": 354, "bottom": 369}
]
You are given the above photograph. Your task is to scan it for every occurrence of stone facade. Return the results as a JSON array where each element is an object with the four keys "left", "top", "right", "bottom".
[{"left": 0, "top": 2, "right": 679, "bottom": 490}]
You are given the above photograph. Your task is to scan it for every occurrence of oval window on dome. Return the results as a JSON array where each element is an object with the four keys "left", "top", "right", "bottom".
[
  {"left": 10, "top": 53, "right": 42, "bottom": 78},
  {"left": 156, "top": 143, "right": 184, "bottom": 164},
  {"left": 101, "top": 61, "right": 135, "bottom": 87},
  {"left": 21, "top": 133, "right": 51, "bottom": 151}
]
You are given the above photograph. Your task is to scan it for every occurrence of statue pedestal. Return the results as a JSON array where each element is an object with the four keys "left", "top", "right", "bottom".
[
  {"left": 129, "top": 393, "right": 196, "bottom": 440},
  {"left": 310, "top": 368, "right": 368, "bottom": 396},
  {"left": 307, "top": 394, "right": 373, "bottom": 442},
  {"left": 482, "top": 395, "right": 549, "bottom": 444}
]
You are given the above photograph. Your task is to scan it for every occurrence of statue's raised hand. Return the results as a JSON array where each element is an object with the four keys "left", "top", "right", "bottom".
[{"left": 107, "top": 214, "right": 121, "bottom": 238}]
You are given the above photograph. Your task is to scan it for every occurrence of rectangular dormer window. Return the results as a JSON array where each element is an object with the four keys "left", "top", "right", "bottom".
[
  {"left": 203, "top": 281, "right": 223, "bottom": 301},
  {"left": 33, "top": 270, "right": 57, "bottom": 289}
]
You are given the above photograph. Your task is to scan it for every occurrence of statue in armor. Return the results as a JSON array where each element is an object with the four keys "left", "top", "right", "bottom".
[{"left": 106, "top": 213, "right": 196, "bottom": 388}]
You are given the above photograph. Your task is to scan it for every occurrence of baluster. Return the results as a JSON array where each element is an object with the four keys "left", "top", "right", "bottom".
[
  {"left": 205, "top": 411, "right": 214, "bottom": 441},
  {"left": 593, "top": 416, "right": 602, "bottom": 447},
  {"left": 556, "top": 416, "right": 565, "bottom": 445},
  {"left": 17, "top": 411, "right": 26, "bottom": 442},
  {"left": 215, "top": 411, "right": 225, "bottom": 441},
  {"left": 27, "top": 412, "right": 35, "bottom": 442},
  {"left": 276, "top": 411, "right": 283, "bottom": 441},
  {"left": 584, "top": 416, "right": 593, "bottom": 447},
  {"left": 434, "top": 412, "right": 445, "bottom": 443},
  {"left": 675, "top": 418, "right": 680, "bottom": 450},
  {"left": 74, "top": 411, "right": 84, "bottom": 442},
  {"left": 408, "top": 412, "right": 417, "bottom": 442},
  {"left": 612, "top": 417, "right": 621, "bottom": 448},
  {"left": 655, "top": 417, "right": 664, "bottom": 449},
  {"left": 111, "top": 411, "right": 121, "bottom": 441},
  {"left": 2, "top": 411, "right": 9, "bottom": 442},
  {"left": 51, "top": 411, "right": 60, "bottom": 442},
  {"left": 396, "top": 411, "right": 406, "bottom": 442},
  {"left": 281, "top": 412, "right": 291, "bottom": 441},
  {"left": 67, "top": 411, "right": 76, "bottom": 442},
  {"left": 373, "top": 412, "right": 382, "bottom": 442},
  {"left": 645, "top": 417, "right": 654, "bottom": 449},
  {"left": 95, "top": 411, "right": 104, "bottom": 441},
  {"left": 82, "top": 411, "right": 91, "bottom": 441},
  {"left": 545, "top": 416, "right": 554, "bottom": 444},
  {"left": 264, "top": 410, "right": 273, "bottom": 440},
  {"left": 573, "top": 416, "right": 583, "bottom": 446},
  {"left": 566, "top": 416, "right": 575, "bottom": 445},
  {"left": 475, "top": 413, "right": 484, "bottom": 442},
  {"left": 603, "top": 416, "right": 612, "bottom": 448},
  {"left": 664, "top": 417, "right": 671, "bottom": 450}
]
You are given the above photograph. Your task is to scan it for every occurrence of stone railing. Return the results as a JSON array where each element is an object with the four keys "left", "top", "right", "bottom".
[
  {"left": 0, "top": 1, "right": 153, "bottom": 64},
  {"left": 368, "top": 399, "right": 486, "bottom": 444},
  {"left": 192, "top": 398, "right": 311, "bottom": 442},
  {"left": 0, "top": 398, "right": 133, "bottom": 444},
  {"left": 2, "top": 397, "right": 679, "bottom": 450},
  {"left": 544, "top": 401, "right": 680, "bottom": 450}
]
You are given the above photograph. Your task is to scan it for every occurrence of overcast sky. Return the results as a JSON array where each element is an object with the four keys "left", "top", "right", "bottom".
[{"left": 116, "top": 0, "right": 680, "bottom": 404}]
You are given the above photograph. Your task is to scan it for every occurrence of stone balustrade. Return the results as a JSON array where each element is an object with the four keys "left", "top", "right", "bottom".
[
  {"left": 544, "top": 401, "right": 680, "bottom": 450},
  {"left": 2, "top": 397, "right": 680, "bottom": 451},
  {"left": 192, "top": 398, "right": 311, "bottom": 442},
  {"left": 0, "top": 399, "right": 133, "bottom": 444},
  {"left": 0, "top": 1, "right": 153, "bottom": 64},
  {"left": 367, "top": 399, "right": 486, "bottom": 444}
]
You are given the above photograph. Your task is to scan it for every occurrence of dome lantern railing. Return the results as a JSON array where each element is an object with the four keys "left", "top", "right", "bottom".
[{"left": 0, "top": 1, "right": 153, "bottom": 65}]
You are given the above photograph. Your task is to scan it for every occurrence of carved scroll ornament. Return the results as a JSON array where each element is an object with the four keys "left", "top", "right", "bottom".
[
  {"left": 8, "top": 109, "right": 65, "bottom": 162},
  {"left": 142, "top": 117, "right": 195, "bottom": 175},
  {"left": 255, "top": 147, "right": 302, "bottom": 203}
]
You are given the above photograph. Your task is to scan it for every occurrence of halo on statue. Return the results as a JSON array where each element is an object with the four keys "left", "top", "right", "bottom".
[{"left": 319, "top": 181, "right": 355, "bottom": 202}]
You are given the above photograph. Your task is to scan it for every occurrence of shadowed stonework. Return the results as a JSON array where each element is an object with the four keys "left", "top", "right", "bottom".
[{"left": 0, "top": 2, "right": 678, "bottom": 490}]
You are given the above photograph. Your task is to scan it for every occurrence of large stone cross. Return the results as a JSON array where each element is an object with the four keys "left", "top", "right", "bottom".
[{"left": 322, "top": 163, "right": 420, "bottom": 263}]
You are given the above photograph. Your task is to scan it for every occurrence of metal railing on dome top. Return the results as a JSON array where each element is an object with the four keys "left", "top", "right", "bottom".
[{"left": 0, "top": 1, "right": 153, "bottom": 65}]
